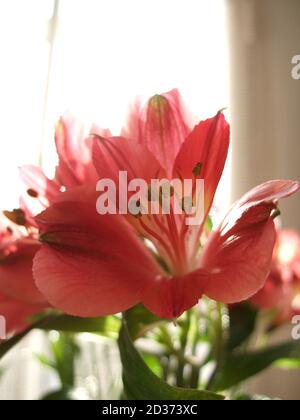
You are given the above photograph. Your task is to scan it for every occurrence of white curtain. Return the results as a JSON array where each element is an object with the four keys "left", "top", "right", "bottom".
[{"left": 227, "top": 0, "right": 300, "bottom": 399}]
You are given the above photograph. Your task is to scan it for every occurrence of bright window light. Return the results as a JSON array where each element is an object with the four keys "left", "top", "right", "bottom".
[
  {"left": 0, "top": 0, "right": 54, "bottom": 208},
  {"left": 0, "top": 0, "right": 229, "bottom": 211}
]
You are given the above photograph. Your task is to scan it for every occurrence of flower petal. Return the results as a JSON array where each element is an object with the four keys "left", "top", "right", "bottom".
[
  {"left": 200, "top": 180, "right": 300, "bottom": 303},
  {"left": 19, "top": 165, "right": 61, "bottom": 222},
  {"left": 92, "top": 135, "right": 162, "bottom": 186},
  {"left": 122, "top": 89, "right": 191, "bottom": 176},
  {"left": 0, "top": 292, "right": 44, "bottom": 336},
  {"left": 237, "top": 179, "right": 300, "bottom": 205},
  {"left": 55, "top": 113, "right": 108, "bottom": 187},
  {"left": 173, "top": 112, "right": 230, "bottom": 217},
  {"left": 0, "top": 240, "right": 45, "bottom": 304},
  {"left": 202, "top": 220, "right": 276, "bottom": 303},
  {"left": 33, "top": 187, "right": 162, "bottom": 317},
  {"left": 142, "top": 270, "right": 209, "bottom": 319},
  {"left": 250, "top": 273, "right": 293, "bottom": 310}
]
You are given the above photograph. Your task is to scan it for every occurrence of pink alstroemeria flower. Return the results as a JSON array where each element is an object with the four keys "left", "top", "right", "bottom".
[
  {"left": 251, "top": 229, "right": 300, "bottom": 322},
  {"left": 0, "top": 114, "right": 108, "bottom": 335},
  {"left": 33, "top": 90, "right": 300, "bottom": 319},
  {"left": 20, "top": 113, "right": 110, "bottom": 224},
  {"left": 0, "top": 212, "right": 45, "bottom": 336},
  {"left": 0, "top": 293, "right": 44, "bottom": 338}
]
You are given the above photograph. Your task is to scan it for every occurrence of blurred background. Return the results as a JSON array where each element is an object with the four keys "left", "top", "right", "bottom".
[{"left": 0, "top": 0, "right": 299, "bottom": 399}]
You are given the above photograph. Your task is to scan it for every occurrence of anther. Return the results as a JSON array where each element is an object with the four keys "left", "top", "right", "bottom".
[
  {"left": 3, "top": 209, "right": 27, "bottom": 226},
  {"left": 192, "top": 162, "right": 203, "bottom": 177},
  {"left": 27, "top": 188, "right": 39, "bottom": 198}
]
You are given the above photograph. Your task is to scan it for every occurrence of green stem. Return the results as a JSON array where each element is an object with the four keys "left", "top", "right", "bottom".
[
  {"left": 188, "top": 311, "right": 201, "bottom": 388},
  {"left": 159, "top": 314, "right": 193, "bottom": 388},
  {"left": 206, "top": 302, "right": 224, "bottom": 391},
  {"left": 189, "top": 365, "right": 200, "bottom": 389},
  {"left": 176, "top": 313, "right": 190, "bottom": 387},
  {"left": 161, "top": 355, "right": 171, "bottom": 382}
]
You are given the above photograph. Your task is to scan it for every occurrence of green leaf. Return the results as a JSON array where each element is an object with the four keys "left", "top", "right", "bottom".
[
  {"left": 212, "top": 340, "right": 300, "bottom": 391},
  {"left": 40, "top": 387, "right": 73, "bottom": 400},
  {"left": 228, "top": 303, "right": 258, "bottom": 350},
  {"left": 49, "top": 332, "right": 79, "bottom": 387},
  {"left": 38, "top": 314, "right": 120, "bottom": 336},
  {"left": 0, "top": 314, "right": 120, "bottom": 361},
  {"left": 34, "top": 353, "right": 56, "bottom": 370},
  {"left": 142, "top": 353, "right": 163, "bottom": 377},
  {"left": 118, "top": 320, "right": 224, "bottom": 400},
  {"left": 234, "top": 393, "right": 280, "bottom": 401},
  {"left": 0, "top": 324, "right": 35, "bottom": 361},
  {"left": 125, "top": 304, "right": 166, "bottom": 340},
  {"left": 275, "top": 358, "right": 300, "bottom": 369}
]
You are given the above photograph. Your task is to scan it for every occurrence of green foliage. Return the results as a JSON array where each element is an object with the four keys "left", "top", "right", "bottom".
[
  {"left": 38, "top": 314, "right": 120, "bottom": 337},
  {"left": 118, "top": 320, "right": 224, "bottom": 400},
  {"left": 48, "top": 332, "right": 79, "bottom": 387},
  {"left": 275, "top": 358, "right": 300, "bottom": 369},
  {"left": 211, "top": 340, "right": 300, "bottom": 391},
  {"left": 1, "top": 303, "right": 300, "bottom": 400},
  {"left": 234, "top": 393, "right": 280, "bottom": 401},
  {"left": 125, "top": 304, "right": 167, "bottom": 340},
  {"left": 228, "top": 304, "right": 258, "bottom": 350},
  {"left": 0, "top": 314, "right": 120, "bottom": 361},
  {"left": 40, "top": 387, "right": 73, "bottom": 400},
  {"left": 0, "top": 325, "right": 34, "bottom": 361}
]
